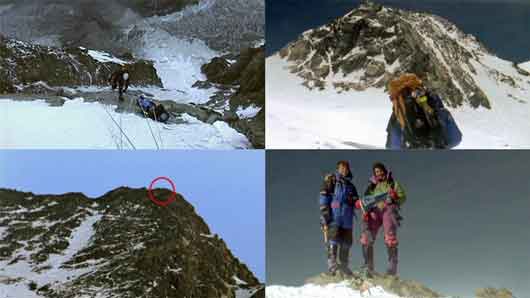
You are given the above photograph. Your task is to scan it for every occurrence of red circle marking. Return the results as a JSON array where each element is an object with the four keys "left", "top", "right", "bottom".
[{"left": 148, "top": 177, "right": 176, "bottom": 207}]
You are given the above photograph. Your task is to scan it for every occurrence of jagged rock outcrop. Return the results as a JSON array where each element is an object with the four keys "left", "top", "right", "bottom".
[
  {"left": 195, "top": 46, "right": 265, "bottom": 148},
  {"left": 0, "top": 187, "right": 263, "bottom": 298},
  {"left": 277, "top": 0, "right": 530, "bottom": 108},
  {"left": 0, "top": 35, "right": 162, "bottom": 94}
]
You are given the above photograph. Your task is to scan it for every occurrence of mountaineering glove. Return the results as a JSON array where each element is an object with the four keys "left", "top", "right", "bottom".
[
  {"left": 389, "top": 188, "right": 399, "bottom": 201},
  {"left": 355, "top": 199, "right": 362, "bottom": 209}
]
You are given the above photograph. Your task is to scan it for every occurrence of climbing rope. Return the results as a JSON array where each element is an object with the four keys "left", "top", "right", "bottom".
[
  {"left": 102, "top": 102, "right": 136, "bottom": 150},
  {"left": 140, "top": 106, "right": 160, "bottom": 150}
]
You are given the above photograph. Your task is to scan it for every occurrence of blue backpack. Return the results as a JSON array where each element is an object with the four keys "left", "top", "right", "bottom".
[{"left": 138, "top": 96, "right": 155, "bottom": 111}]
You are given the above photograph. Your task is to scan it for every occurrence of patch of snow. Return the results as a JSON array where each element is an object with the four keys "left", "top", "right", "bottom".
[
  {"left": 200, "top": 233, "right": 215, "bottom": 238},
  {"left": 47, "top": 201, "right": 59, "bottom": 207},
  {"left": 236, "top": 287, "right": 260, "bottom": 298},
  {"left": 518, "top": 61, "right": 530, "bottom": 73},
  {"left": 0, "top": 213, "right": 102, "bottom": 297},
  {"left": 233, "top": 275, "right": 247, "bottom": 285},
  {"left": 266, "top": 283, "right": 400, "bottom": 298},
  {"left": 167, "top": 266, "right": 182, "bottom": 274},
  {"left": 87, "top": 50, "right": 128, "bottom": 65},
  {"left": 0, "top": 226, "right": 7, "bottom": 241},
  {"left": 0, "top": 98, "right": 250, "bottom": 149},
  {"left": 132, "top": 242, "right": 145, "bottom": 250},
  {"left": 133, "top": 28, "right": 218, "bottom": 104},
  {"left": 236, "top": 105, "right": 262, "bottom": 119}
]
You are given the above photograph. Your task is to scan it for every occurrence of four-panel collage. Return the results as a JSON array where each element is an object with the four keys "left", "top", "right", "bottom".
[{"left": 0, "top": 0, "right": 528, "bottom": 298}]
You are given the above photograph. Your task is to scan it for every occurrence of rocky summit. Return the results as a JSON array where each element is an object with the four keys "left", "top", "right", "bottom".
[
  {"left": 0, "top": 187, "right": 263, "bottom": 298},
  {"left": 278, "top": 0, "right": 530, "bottom": 108},
  {"left": 306, "top": 271, "right": 442, "bottom": 298}
]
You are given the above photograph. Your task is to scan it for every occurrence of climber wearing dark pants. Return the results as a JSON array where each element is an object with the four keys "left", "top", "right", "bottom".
[{"left": 110, "top": 66, "right": 130, "bottom": 101}]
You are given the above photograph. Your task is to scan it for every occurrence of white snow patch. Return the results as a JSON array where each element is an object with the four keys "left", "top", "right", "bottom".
[
  {"left": 236, "top": 105, "right": 262, "bottom": 119},
  {"left": 87, "top": 50, "right": 128, "bottom": 65},
  {"left": 0, "top": 213, "right": 102, "bottom": 297},
  {"left": 0, "top": 99, "right": 250, "bottom": 149},
  {"left": 167, "top": 266, "right": 182, "bottom": 274},
  {"left": 236, "top": 287, "right": 260, "bottom": 298},
  {"left": 518, "top": 61, "right": 530, "bottom": 73},
  {"left": 133, "top": 28, "right": 218, "bottom": 104},
  {"left": 200, "top": 233, "right": 215, "bottom": 238},
  {"left": 0, "top": 226, "right": 7, "bottom": 241},
  {"left": 233, "top": 275, "right": 247, "bottom": 285},
  {"left": 266, "top": 283, "right": 400, "bottom": 298}
]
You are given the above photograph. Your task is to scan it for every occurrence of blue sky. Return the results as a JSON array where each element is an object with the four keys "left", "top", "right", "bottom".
[{"left": 0, "top": 150, "right": 265, "bottom": 281}]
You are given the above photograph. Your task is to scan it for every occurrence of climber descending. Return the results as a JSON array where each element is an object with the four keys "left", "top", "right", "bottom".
[
  {"left": 386, "top": 73, "right": 462, "bottom": 149},
  {"left": 109, "top": 65, "right": 130, "bottom": 101}
]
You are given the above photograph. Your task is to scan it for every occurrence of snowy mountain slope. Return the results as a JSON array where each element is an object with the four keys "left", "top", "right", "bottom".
[
  {"left": 0, "top": 99, "right": 250, "bottom": 149},
  {"left": 267, "top": 1, "right": 530, "bottom": 149},
  {"left": 0, "top": 188, "right": 264, "bottom": 298}
]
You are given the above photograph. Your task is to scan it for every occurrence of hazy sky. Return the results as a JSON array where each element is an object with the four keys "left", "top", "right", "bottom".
[
  {"left": 0, "top": 150, "right": 265, "bottom": 281},
  {"left": 267, "top": 150, "right": 530, "bottom": 298},
  {"left": 266, "top": 0, "right": 530, "bottom": 63}
]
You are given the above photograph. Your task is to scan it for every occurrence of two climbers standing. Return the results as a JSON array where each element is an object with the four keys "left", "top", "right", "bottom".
[{"left": 319, "top": 161, "right": 406, "bottom": 277}]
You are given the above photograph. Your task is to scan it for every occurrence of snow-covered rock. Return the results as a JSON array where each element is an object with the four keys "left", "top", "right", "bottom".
[
  {"left": 518, "top": 61, "right": 530, "bottom": 73},
  {"left": 0, "top": 35, "right": 162, "bottom": 93}
]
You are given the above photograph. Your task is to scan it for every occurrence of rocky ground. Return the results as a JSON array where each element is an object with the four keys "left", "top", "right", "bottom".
[
  {"left": 0, "top": 187, "right": 264, "bottom": 298},
  {"left": 305, "top": 271, "right": 516, "bottom": 298}
]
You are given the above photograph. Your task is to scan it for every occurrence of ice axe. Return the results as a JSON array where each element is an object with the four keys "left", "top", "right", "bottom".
[{"left": 321, "top": 224, "right": 329, "bottom": 244}]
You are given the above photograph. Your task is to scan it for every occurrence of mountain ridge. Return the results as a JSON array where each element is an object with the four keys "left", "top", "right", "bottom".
[
  {"left": 0, "top": 187, "right": 263, "bottom": 298},
  {"left": 277, "top": 0, "right": 530, "bottom": 109}
]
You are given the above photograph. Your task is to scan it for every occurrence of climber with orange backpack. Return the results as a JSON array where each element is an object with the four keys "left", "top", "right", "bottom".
[{"left": 386, "top": 73, "right": 462, "bottom": 149}]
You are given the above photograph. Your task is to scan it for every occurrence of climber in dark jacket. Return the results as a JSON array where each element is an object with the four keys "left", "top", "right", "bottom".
[
  {"left": 109, "top": 65, "right": 130, "bottom": 101},
  {"left": 386, "top": 73, "right": 462, "bottom": 149},
  {"left": 319, "top": 161, "right": 359, "bottom": 276}
]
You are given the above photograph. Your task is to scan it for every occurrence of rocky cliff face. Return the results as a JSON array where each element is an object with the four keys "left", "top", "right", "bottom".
[
  {"left": 0, "top": 35, "right": 162, "bottom": 94},
  {"left": 195, "top": 46, "right": 265, "bottom": 148},
  {"left": 278, "top": 0, "right": 529, "bottom": 109},
  {"left": 0, "top": 187, "right": 263, "bottom": 298}
]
